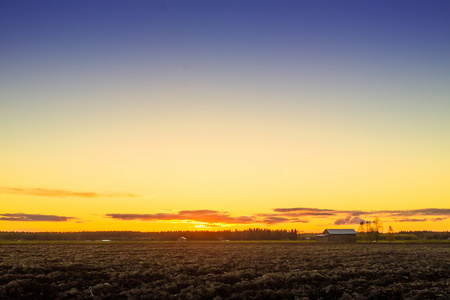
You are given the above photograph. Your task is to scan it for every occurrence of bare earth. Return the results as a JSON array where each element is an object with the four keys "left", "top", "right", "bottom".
[{"left": 0, "top": 242, "right": 449, "bottom": 299}]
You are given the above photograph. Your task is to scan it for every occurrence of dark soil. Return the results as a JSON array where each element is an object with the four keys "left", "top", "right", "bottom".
[{"left": 0, "top": 242, "right": 448, "bottom": 299}]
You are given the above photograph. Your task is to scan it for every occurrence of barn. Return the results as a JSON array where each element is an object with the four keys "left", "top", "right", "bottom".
[{"left": 316, "top": 229, "right": 357, "bottom": 243}]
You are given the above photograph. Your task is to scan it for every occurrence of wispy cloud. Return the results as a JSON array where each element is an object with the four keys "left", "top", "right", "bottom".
[
  {"left": 381, "top": 209, "right": 450, "bottom": 217},
  {"left": 273, "top": 207, "right": 450, "bottom": 217},
  {"left": 431, "top": 217, "right": 446, "bottom": 222},
  {"left": 1, "top": 187, "right": 139, "bottom": 198},
  {"left": 106, "top": 207, "right": 450, "bottom": 226},
  {"left": 0, "top": 213, "right": 77, "bottom": 222},
  {"left": 395, "top": 218, "right": 428, "bottom": 223},
  {"left": 106, "top": 210, "right": 312, "bottom": 225},
  {"left": 334, "top": 216, "right": 365, "bottom": 225},
  {"left": 394, "top": 217, "right": 446, "bottom": 223},
  {"left": 255, "top": 213, "right": 309, "bottom": 224},
  {"left": 273, "top": 208, "right": 336, "bottom": 216},
  {"left": 2, "top": 206, "right": 447, "bottom": 226},
  {"left": 106, "top": 210, "right": 257, "bottom": 225},
  {"left": 261, "top": 216, "right": 291, "bottom": 224},
  {"left": 272, "top": 207, "right": 450, "bottom": 225}
]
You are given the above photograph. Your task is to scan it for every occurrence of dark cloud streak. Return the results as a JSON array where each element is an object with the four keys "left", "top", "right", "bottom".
[
  {"left": 334, "top": 216, "right": 364, "bottom": 225},
  {"left": 0, "top": 213, "right": 77, "bottom": 222},
  {"left": 395, "top": 218, "right": 428, "bottom": 223},
  {"left": 273, "top": 207, "right": 450, "bottom": 218},
  {"left": 272, "top": 207, "right": 450, "bottom": 225},
  {"left": 106, "top": 210, "right": 257, "bottom": 225},
  {"left": 107, "top": 207, "right": 450, "bottom": 226},
  {"left": 383, "top": 209, "right": 450, "bottom": 217},
  {"left": 431, "top": 217, "right": 446, "bottom": 222}
]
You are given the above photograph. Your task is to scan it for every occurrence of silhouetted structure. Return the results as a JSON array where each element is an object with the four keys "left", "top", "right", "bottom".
[{"left": 316, "top": 229, "right": 357, "bottom": 243}]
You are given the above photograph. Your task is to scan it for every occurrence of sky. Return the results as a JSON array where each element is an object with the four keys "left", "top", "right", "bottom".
[{"left": 1, "top": 1, "right": 449, "bottom": 233}]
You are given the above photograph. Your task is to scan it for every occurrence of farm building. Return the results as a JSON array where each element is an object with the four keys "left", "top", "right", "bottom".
[{"left": 316, "top": 229, "right": 357, "bottom": 243}]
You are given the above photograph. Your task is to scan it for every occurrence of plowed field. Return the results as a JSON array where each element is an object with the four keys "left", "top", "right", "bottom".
[{"left": 1, "top": 242, "right": 449, "bottom": 299}]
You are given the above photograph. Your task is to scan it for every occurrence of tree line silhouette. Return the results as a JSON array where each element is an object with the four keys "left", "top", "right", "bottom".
[
  {"left": 0, "top": 229, "right": 448, "bottom": 241},
  {"left": 0, "top": 228, "right": 299, "bottom": 241}
]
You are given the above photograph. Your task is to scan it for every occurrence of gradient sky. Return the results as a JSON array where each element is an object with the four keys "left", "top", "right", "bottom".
[{"left": 1, "top": 1, "right": 449, "bottom": 232}]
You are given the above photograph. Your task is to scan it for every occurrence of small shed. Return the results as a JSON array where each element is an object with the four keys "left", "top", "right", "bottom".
[
  {"left": 316, "top": 229, "right": 357, "bottom": 243},
  {"left": 177, "top": 237, "right": 187, "bottom": 242}
]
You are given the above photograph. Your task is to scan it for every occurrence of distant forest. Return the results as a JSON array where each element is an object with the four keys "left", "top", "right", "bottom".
[
  {"left": 0, "top": 229, "right": 449, "bottom": 241},
  {"left": 0, "top": 229, "right": 298, "bottom": 241}
]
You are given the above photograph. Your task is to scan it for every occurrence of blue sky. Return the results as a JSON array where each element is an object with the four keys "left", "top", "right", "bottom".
[
  {"left": 1, "top": 1, "right": 449, "bottom": 231},
  {"left": 2, "top": 1, "right": 449, "bottom": 119}
]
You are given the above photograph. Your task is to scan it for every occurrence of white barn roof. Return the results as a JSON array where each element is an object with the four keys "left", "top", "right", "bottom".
[{"left": 323, "top": 229, "right": 357, "bottom": 235}]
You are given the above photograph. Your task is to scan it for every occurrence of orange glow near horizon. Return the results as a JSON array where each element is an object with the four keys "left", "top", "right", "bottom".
[{"left": 1, "top": 189, "right": 449, "bottom": 233}]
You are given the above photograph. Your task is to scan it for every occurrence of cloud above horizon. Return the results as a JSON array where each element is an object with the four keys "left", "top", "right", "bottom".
[
  {"left": 105, "top": 207, "right": 448, "bottom": 226},
  {"left": 272, "top": 207, "right": 449, "bottom": 225},
  {"left": 107, "top": 210, "right": 259, "bottom": 225},
  {"left": 106, "top": 210, "right": 310, "bottom": 225},
  {"left": 0, "top": 213, "right": 77, "bottom": 222},
  {"left": 334, "top": 216, "right": 365, "bottom": 225},
  {"left": 273, "top": 208, "right": 336, "bottom": 216},
  {"left": 394, "top": 218, "right": 428, "bottom": 223},
  {"left": 2, "top": 207, "right": 447, "bottom": 226},
  {"left": 1, "top": 187, "right": 139, "bottom": 198}
]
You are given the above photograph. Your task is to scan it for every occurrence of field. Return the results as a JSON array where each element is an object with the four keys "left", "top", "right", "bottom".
[{"left": 1, "top": 242, "right": 449, "bottom": 299}]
